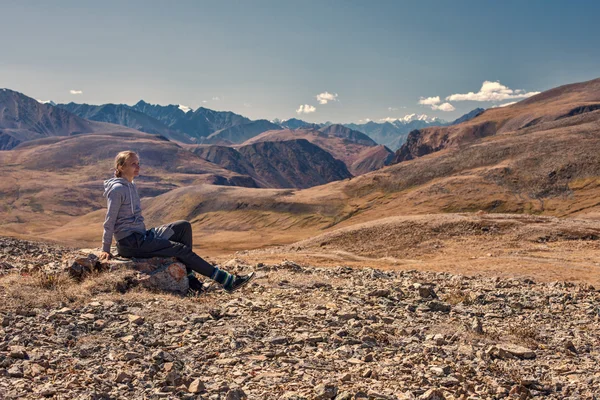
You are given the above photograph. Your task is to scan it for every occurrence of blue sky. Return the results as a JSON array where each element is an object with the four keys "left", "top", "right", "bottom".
[{"left": 1, "top": 0, "right": 599, "bottom": 123}]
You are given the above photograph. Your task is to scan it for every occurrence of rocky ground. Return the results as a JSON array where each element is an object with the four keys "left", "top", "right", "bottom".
[{"left": 1, "top": 236, "right": 599, "bottom": 399}]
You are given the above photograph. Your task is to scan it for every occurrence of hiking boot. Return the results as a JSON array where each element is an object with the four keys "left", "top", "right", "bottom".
[
  {"left": 224, "top": 272, "right": 255, "bottom": 293},
  {"left": 188, "top": 275, "right": 205, "bottom": 294}
]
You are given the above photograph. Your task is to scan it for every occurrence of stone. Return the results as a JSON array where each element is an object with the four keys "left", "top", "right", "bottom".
[
  {"left": 225, "top": 388, "right": 247, "bottom": 400},
  {"left": 488, "top": 344, "right": 536, "bottom": 360},
  {"left": 8, "top": 365, "right": 23, "bottom": 378},
  {"left": 314, "top": 383, "right": 338, "bottom": 399},
  {"left": 128, "top": 314, "right": 145, "bottom": 325},
  {"left": 9, "top": 346, "right": 28, "bottom": 359},
  {"left": 188, "top": 379, "right": 205, "bottom": 393},
  {"left": 121, "top": 335, "right": 135, "bottom": 343},
  {"left": 419, "top": 388, "right": 446, "bottom": 400},
  {"left": 426, "top": 301, "right": 451, "bottom": 313},
  {"left": 418, "top": 286, "right": 438, "bottom": 299},
  {"left": 115, "top": 371, "right": 132, "bottom": 383},
  {"left": 471, "top": 317, "right": 484, "bottom": 334},
  {"left": 368, "top": 289, "right": 390, "bottom": 297}
]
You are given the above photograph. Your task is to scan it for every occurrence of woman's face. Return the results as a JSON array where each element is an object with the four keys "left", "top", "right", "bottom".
[{"left": 119, "top": 155, "right": 140, "bottom": 182}]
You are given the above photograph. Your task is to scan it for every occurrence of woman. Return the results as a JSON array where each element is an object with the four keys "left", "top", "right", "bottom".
[{"left": 99, "top": 150, "right": 254, "bottom": 293}]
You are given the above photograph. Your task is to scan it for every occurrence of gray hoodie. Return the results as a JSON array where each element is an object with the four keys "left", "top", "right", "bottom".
[{"left": 102, "top": 177, "right": 146, "bottom": 252}]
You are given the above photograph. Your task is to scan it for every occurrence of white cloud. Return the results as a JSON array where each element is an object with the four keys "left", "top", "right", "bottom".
[
  {"left": 499, "top": 101, "right": 517, "bottom": 107},
  {"left": 296, "top": 104, "right": 316, "bottom": 114},
  {"left": 418, "top": 96, "right": 441, "bottom": 106},
  {"left": 202, "top": 100, "right": 208, "bottom": 103},
  {"left": 178, "top": 104, "right": 192, "bottom": 113},
  {"left": 243, "top": 102, "right": 252, "bottom": 108},
  {"left": 446, "top": 81, "right": 540, "bottom": 102},
  {"left": 418, "top": 96, "right": 455, "bottom": 112},
  {"left": 316, "top": 91, "right": 338, "bottom": 104},
  {"left": 212, "top": 96, "right": 220, "bottom": 101},
  {"left": 379, "top": 117, "right": 398, "bottom": 123},
  {"left": 358, "top": 118, "right": 371, "bottom": 123},
  {"left": 435, "top": 102, "right": 456, "bottom": 112},
  {"left": 70, "top": 90, "right": 83, "bottom": 95}
]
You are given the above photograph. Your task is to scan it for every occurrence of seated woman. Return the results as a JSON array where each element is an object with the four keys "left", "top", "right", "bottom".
[{"left": 99, "top": 150, "right": 254, "bottom": 293}]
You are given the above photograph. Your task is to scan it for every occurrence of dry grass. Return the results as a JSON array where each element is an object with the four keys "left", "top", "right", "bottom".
[{"left": 0, "top": 269, "right": 147, "bottom": 310}]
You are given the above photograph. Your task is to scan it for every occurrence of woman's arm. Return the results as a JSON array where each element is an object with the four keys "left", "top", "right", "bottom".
[{"left": 101, "top": 186, "right": 124, "bottom": 257}]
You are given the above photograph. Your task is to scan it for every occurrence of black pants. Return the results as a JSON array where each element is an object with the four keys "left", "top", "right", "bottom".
[{"left": 116, "top": 220, "right": 215, "bottom": 278}]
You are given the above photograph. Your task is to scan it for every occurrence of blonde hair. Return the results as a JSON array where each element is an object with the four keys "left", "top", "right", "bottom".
[{"left": 114, "top": 151, "right": 138, "bottom": 178}]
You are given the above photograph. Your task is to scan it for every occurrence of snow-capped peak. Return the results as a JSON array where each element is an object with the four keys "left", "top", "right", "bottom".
[
  {"left": 178, "top": 104, "right": 192, "bottom": 113},
  {"left": 398, "top": 113, "right": 437, "bottom": 123},
  {"left": 36, "top": 99, "right": 57, "bottom": 106}
]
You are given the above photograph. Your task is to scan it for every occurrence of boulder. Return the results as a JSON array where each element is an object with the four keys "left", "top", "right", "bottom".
[{"left": 72, "top": 249, "right": 189, "bottom": 295}]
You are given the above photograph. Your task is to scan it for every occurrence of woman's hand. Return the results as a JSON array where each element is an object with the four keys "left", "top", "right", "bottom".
[{"left": 99, "top": 251, "right": 112, "bottom": 261}]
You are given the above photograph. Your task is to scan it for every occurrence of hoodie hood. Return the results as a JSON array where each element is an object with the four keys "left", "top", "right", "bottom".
[{"left": 103, "top": 177, "right": 131, "bottom": 197}]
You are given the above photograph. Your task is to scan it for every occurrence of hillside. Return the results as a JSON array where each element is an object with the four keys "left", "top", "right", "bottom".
[
  {"left": 243, "top": 128, "right": 393, "bottom": 175},
  {"left": 205, "top": 119, "right": 282, "bottom": 144},
  {"left": 394, "top": 77, "right": 600, "bottom": 163},
  {"left": 193, "top": 139, "right": 353, "bottom": 189}
]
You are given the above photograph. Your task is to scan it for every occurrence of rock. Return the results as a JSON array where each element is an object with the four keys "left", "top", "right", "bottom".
[
  {"left": 190, "top": 314, "right": 212, "bottom": 323},
  {"left": 128, "top": 314, "right": 145, "bottom": 325},
  {"left": 9, "top": 346, "right": 28, "bottom": 359},
  {"left": 115, "top": 371, "right": 132, "bottom": 383},
  {"left": 188, "top": 379, "right": 205, "bottom": 393},
  {"left": 417, "top": 285, "right": 438, "bottom": 299},
  {"left": 225, "top": 388, "right": 247, "bottom": 400},
  {"left": 314, "top": 383, "right": 338, "bottom": 399},
  {"left": 564, "top": 340, "right": 577, "bottom": 354},
  {"left": 76, "top": 251, "right": 189, "bottom": 295},
  {"left": 487, "top": 344, "right": 536, "bottom": 360},
  {"left": 334, "top": 392, "right": 352, "bottom": 400},
  {"left": 337, "top": 312, "right": 359, "bottom": 320},
  {"left": 8, "top": 365, "right": 23, "bottom": 378},
  {"left": 368, "top": 289, "right": 391, "bottom": 298},
  {"left": 93, "top": 319, "right": 107, "bottom": 330},
  {"left": 426, "top": 301, "right": 451, "bottom": 313},
  {"left": 471, "top": 317, "right": 484, "bottom": 334},
  {"left": 121, "top": 335, "right": 135, "bottom": 343},
  {"left": 268, "top": 336, "right": 288, "bottom": 345},
  {"left": 419, "top": 388, "right": 446, "bottom": 400},
  {"left": 280, "top": 393, "right": 307, "bottom": 400},
  {"left": 68, "top": 254, "right": 100, "bottom": 279},
  {"left": 509, "top": 384, "right": 531, "bottom": 399}
]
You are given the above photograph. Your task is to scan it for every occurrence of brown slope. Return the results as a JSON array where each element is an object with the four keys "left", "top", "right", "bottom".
[
  {"left": 0, "top": 131, "right": 257, "bottom": 237},
  {"left": 192, "top": 140, "right": 353, "bottom": 189},
  {"left": 0, "top": 89, "right": 140, "bottom": 150},
  {"left": 242, "top": 128, "right": 390, "bottom": 175},
  {"left": 350, "top": 145, "right": 394, "bottom": 175},
  {"left": 394, "top": 77, "right": 600, "bottom": 163},
  {"left": 237, "top": 139, "right": 352, "bottom": 189}
]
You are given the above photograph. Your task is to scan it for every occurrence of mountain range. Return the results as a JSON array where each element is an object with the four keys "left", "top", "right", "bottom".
[
  {"left": 49, "top": 98, "right": 481, "bottom": 150},
  {"left": 1, "top": 77, "right": 600, "bottom": 256}
]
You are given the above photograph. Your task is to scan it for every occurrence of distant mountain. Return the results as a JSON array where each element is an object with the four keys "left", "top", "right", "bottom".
[
  {"left": 450, "top": 108, "right": 485, "bottom": 125},
  {"left": 273, "top": 118, "right": 322, "bottom": 130},
  {"left": 56, "top": 102, "right": 194, "bottom": 143},
  {"left": 318, "top": 124, "right": 377, "bottom": 146},
  {"left": 345, "top": 110, "right": 485, "bottom": 150},
  {"left": 205, "top": 119, "right": 282, "bottom": 144},
  {"left": 193, "top": 139, "right": 352, "bottom": 189},
  {"left": 243, "top": 128, "right": 393, "bottom": 175},
  {"left": 131, "top": 101, "right": 251, "bottom": 141},
  {"left": 0, "top": 89, "right": 135, "bottom": 150}
]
